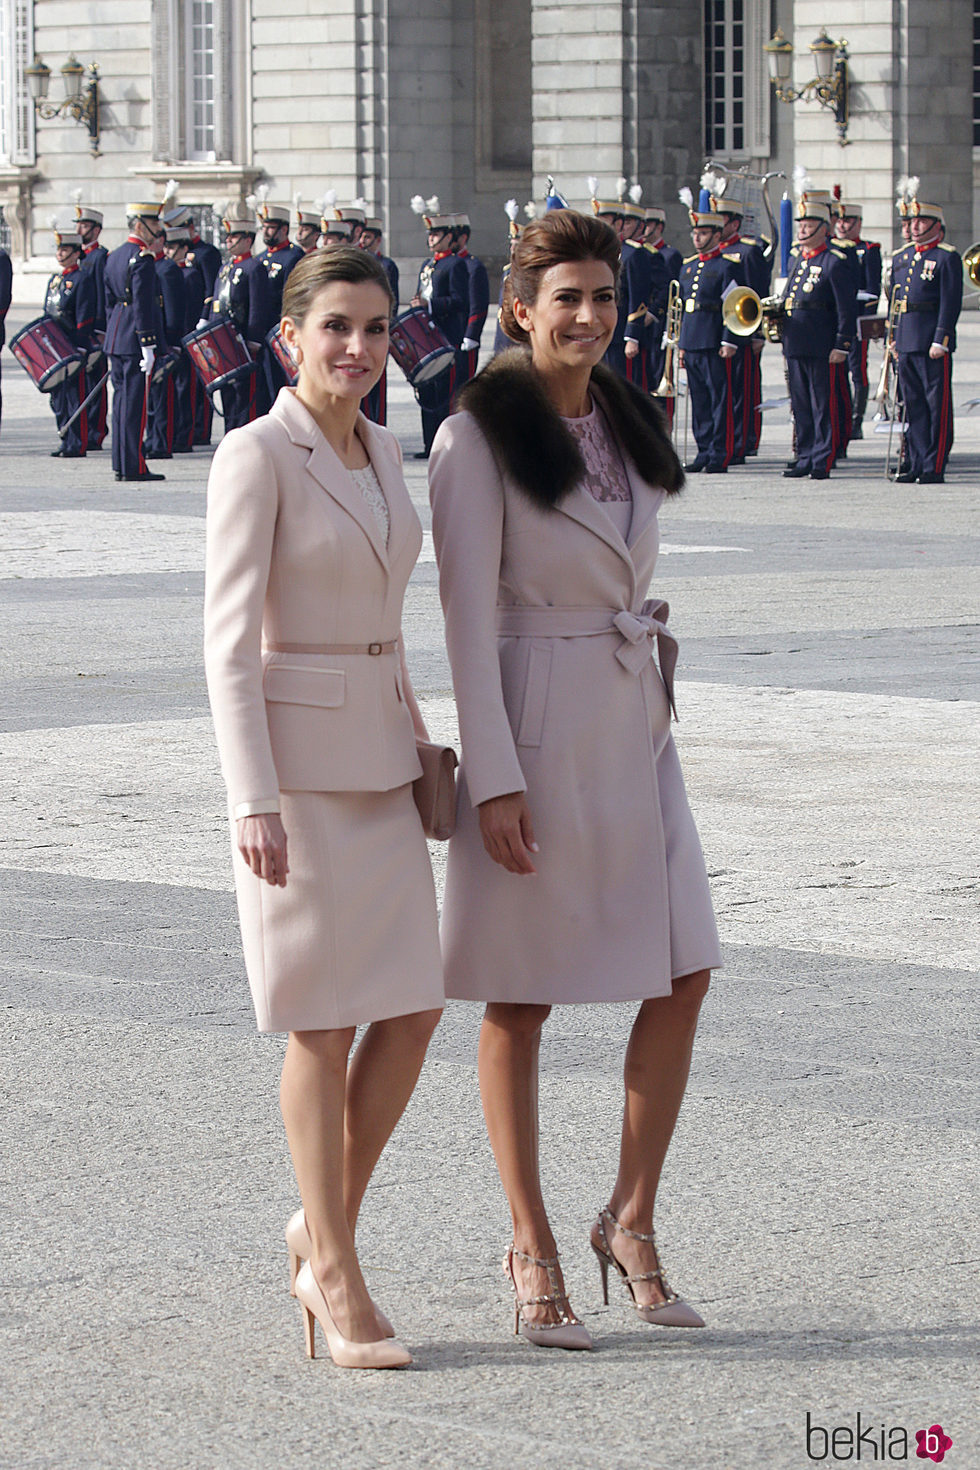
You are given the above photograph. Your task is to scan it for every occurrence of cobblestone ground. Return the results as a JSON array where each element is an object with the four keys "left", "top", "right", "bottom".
[{"left": 1, "top": 301, "right": 977, "bottom": 1470}]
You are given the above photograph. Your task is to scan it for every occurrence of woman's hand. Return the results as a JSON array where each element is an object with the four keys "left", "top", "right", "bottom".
[
  {"left": 237, "top": 814, "right": 289, "bottom": 887},
  {"left": 478, "top": 793, "right": 539, "bottom": 876}
]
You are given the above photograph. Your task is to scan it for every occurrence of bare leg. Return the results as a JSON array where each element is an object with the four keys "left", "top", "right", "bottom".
[
  {"left": 590, "top": 969, "right": 711, "bottom": 1306},
  {"left": 280, "top": 1027, "right": 380, "bottom": 1343},
  {"left": 343, "top": 1007, "right": 442, "bottom": 1231},
  {"left": 478, "top": 1001, "right": 578, "bottom": 1326}
]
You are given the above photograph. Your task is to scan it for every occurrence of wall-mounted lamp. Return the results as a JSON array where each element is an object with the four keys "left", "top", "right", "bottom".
[
  {"left": 24, "top": 55, "right": 101, "bottom": 156},
  {"left": 764, "top": 28, "right": 849, "bottom": 145}
]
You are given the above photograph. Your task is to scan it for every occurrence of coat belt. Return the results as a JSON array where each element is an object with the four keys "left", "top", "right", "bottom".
[
  {"left": 495, "top": 601, "right": 677, "bottom": 717},
  {"left": 264, "top": 640, "right": 398, "bottom": 656}
]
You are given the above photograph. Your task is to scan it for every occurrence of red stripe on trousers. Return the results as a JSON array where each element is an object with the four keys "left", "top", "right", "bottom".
[
  {"left": 936, "top": 355, "right": 951, "bottom": 474},
  {"left": 723, "top": 357, "right": 734, "bottom": 465}
]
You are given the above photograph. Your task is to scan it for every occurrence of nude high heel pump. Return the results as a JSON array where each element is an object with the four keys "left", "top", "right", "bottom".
[
  {"left": 294, "top": 1263, "right": 412, "bottom": 1369},
  {"left": 285, "top": 1209, "right": 396, "bottom": 1337},
  {"left": 503, "top": 1246, "right": 593, "bottom": 1350},
  {"left": 591, "top": 1206, "right": 705, "bottom": 1328}
]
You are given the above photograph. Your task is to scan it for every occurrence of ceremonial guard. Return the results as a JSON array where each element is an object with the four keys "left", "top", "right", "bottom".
[
  {"left": 335, "top": 204, "right": 367, "bottom": 247},
  {"left": 590, "top": 180, "right": 630, "bottom": 374},
  {"left": 144, "top": 226, "right": 186, "bottom": 460},
  {"left": 676, "top": 195, "right": 746, "bottom": 472},
  {"left": 359, "top": 215, "right": 397, "bottom": 427},
  {"left": 890, "top": 195, "right": 961, "bottom": 484},
  {"left": 708, "top": 180, "right": 771, "bottom": 461},
  {"left": 319, "top": 215, "right": 354, "bottom": 249},
  {"left": 44, "top": 224, "right": 97, "bottom": 457},
  {"left": 779, "top": 194, "right": 856, "bottom": 481},
  {"left": 210, "top": 209, "right": 261, "bottom": 431},
  {"left": 832, "top": 198, "right": 882, "bottom": 440},
  {"left": 250, "top": 195, "right": 304, "bottom": 407},
  {"left": 621, "top": 193, "right": 671, "bottom": 394},
  {"left": 410, "top": 199, "right": 469, "bottom": 457},
  {"left": 74, "top": 199, "right": 109, "bottom": 448},
  {"left": 452, "top": 213, "right": 490, "bottom": 387},
  {"left": 642, "top": 206, "right": 682, "bottom": 392},
  {"left": 493, "top": 199, "right": 524, "bottom": 356},
  {"left": 164, "top": 202, "right": 221, "bottom": 446},
  {"left": 360, "top": 215, "right": 399, "bottom": 302},
  {"left": 293, "top": 198, "right": 321, "bottom": 255},
  {"left": 162, "top": 224, "right": 205, "bottom": 454},
  {"left": 0, "top": 241, "right": 10, "bottom": 436},
  {"left": 104, "top": 202, "right": 167, "bottom": 482},
  {"left": 884, "top": 182, "right": 917, "bottom": 476}
]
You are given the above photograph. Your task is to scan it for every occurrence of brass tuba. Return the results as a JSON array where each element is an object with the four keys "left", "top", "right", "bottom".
[
  {"left": 963, "top": 243, "right": 980, "bottom": 293},
  {"left": 653, "top": 279, "right": 682, "bottom": 398},
  {"left": 722, "top": 285, "right": 763, "bottom": 335}
]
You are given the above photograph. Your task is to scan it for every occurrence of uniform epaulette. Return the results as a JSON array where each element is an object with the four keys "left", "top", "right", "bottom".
[
  {"left": 837, "top": 238, "right": 856, "bottom": 248},
  {"left": 741, "top": 235, "right": 759, "bottom": 245},
  {"left": 938, "top": 242, "right": 957, "bottom": 253},
  {"left": 682, "top": 252, "right": 698, "bottom": 263},
  {"left": 891, "top": 243, "right": 913, "bottom": 257},
  {"left": 138, "top": 248, "right": 154, "bottom": 259},
  {"left": 830, "top": 248, "right": 846, "bottom": 259},
  {"left": 723, "top": 252, "right": 741, "bottom": 262}
]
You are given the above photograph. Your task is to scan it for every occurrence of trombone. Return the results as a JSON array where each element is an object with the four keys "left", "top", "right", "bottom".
[
  {"left": 653, "top": 279, "right": 685, "bottom": 450},
  {"left": 963, "top": 243, "right": 980, "bottom": 293},
  {"left": 872, "top": 294, "right": 904, "bottom": 479}
]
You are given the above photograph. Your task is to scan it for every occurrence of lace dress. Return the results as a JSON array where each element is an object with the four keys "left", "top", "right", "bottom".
[
  {"left": 561, "top": 401, "right": 633, "bottom": 541},
  {"left": 350, "top": 462, "right": 390, "bottom": 545}
]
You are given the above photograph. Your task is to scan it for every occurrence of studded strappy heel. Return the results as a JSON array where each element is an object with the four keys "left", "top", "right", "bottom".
[
  {"left": 591, "top": 1206, "right": 704, "bottom": 1328},
  {"left": 503, "top": 1245, "right": 593, "bottom": 1350}
]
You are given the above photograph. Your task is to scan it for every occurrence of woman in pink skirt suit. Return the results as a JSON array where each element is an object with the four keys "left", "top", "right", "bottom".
[
  {"left": 205, "top": 248, "right": 443, "bottom": 1369},
  {"left": 429, "top": 210, "right": 722, "bottom": 1350}
]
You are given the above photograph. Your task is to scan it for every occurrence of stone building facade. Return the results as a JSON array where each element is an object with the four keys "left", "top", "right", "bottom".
[{"left": 0, "top": 0, "right": 976, "bottom": 281}]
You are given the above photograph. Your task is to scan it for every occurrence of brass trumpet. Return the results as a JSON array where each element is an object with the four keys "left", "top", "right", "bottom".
[
  {"left": 653, "top": 279, "right": 682, "bottom": 398},
  {"left": 759, "top": 295, "right": 786, "bottom": 344},
  {"left": 963, "top": 242, "right": 980, "bottom": 293},
  {"left": 721, "top": 285, "right": 763, "bottom": 336}
]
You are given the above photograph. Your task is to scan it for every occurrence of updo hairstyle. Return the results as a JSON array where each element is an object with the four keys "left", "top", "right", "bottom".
[
  {"left": 500, "top": 210, "right": 621, "bottom": 345},
  {"left": 281, "top": 245, "right": 394, "bottom": 326}
]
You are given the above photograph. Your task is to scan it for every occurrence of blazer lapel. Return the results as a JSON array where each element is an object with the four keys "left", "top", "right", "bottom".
[
  {"left": 273, "top": 390, "right": 389, "bottom": 570},
  {"left": 356, "top": 418, "right": 417, "bottom": 569}
]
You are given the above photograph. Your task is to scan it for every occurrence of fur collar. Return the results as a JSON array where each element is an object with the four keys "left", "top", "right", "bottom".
[{"left": 456, "top": 348, "right": 684, "bottom": 509}]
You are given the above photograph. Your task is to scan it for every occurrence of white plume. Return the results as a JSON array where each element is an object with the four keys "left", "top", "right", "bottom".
[
  {"left": 163, "top": 178, "right": 180, "bottom": 204},
  {"left": 212, "top": 199, "right": 227, "bottom": 218},
  {"left": 615, "top": 176, "right": 628, "bottom": 201},
  {"left": 700, "top": 168, "right": 720, "bottom": 192},
  {"left": 587, "top": 175, "right": 599, "bottom": 199},
  {"left": 255, "top": 183, "right": 270, "bottom": 204},
  {"left": 244, "top": 194, "right": 258, "bottom": 213},
  {"left": 713, "top": 175, "right": 728, "bottom": 198},
  {"left": 906, "top": 175, "right": 920, "bottom": 200},
  {"left": 352, "top": 196, "right": 367, "bottom": 212},
  {"left": 322, "top": 188, "right": 338, "bottom": 210},
  {"left": 504, "top": 198, "right": 519, "bottom": 222},
  {"left": 678, "top": 186, "right": 694, "bottom": 210},
  {"left": 293, "top": 191, "right": 302, "bottom": 209},
  {"left": 410, "top": 194, "right": 426, "bottom": 215},
  {"left": 425, "top": 195, "right": 440, "bottom": 212},
  {"left": 524, "top": 201, "right": 539, "bottom": 220},
  {"left": 895, "top": 175, "right": 910, "bottom": 203},
  {"left": 629, "top": 183, "right": 643, "bottom": 204},
  {"left": 792, "top": 163, "right": 810, "bottom": 197},
  {"left": 71, "top": 187, "right": 83, "bottom": 205},
  {"left": 48, "top": 213, "right": 60, "bottom": 231}
]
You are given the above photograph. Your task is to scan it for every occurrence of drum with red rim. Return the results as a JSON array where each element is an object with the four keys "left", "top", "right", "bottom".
[
  {"left": 10, "top": 317, "right": 86, "bottom": 393},
  {"left": 265, "top": 325, "right": 298, "bottom": 386},
  {"left": 388, "top": 307, "right": 455, "bottom": 386},
  {"left": 182, "top": 319, "right": 256, "bottom": 395}
]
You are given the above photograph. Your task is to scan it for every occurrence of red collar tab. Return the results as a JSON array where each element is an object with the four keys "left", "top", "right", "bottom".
[
  {"left": 84, "top": 243, "right": 99, "bottom": 255},
  {"left": 698, "top": 244, "right": 723, "bottom": 263},
  {"left": 127, "top": 234, "right": 145, "bottom": 246},
  {"left": 802, "top": 243, "right": 828, "bottom": 261},
  {"left": 433, "top": 250, "right": 453, "bottom": 261},
  {"left": 232, "top": 252, "right": 250, "bottom": 264},
  {"left": 726, "top": 232, "right": 741, "bottom": 246},
  {"left": 915, "top": 236, "right": 941, "bottom": 254},
  {"left": 457, "top": 247, "right": 469, "bottom": 258},
  {"left": 267, "top": 240, "right": 288, "bottom": 253},
  {"left": 61, "top": 263, "right": 79, "bottom": 276}
]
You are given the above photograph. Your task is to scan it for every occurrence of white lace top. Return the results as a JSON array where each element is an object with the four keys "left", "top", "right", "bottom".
[
  {"left": 561, "top": 401, "right": 633, "bottom": 542},
  {"left": 350, "top": 462, "right": 390, "bottom": 545}
]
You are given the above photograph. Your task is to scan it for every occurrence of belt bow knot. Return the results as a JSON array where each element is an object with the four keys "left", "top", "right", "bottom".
[{"left": 612, "top": 599, "right": 678, "bottom": 715}]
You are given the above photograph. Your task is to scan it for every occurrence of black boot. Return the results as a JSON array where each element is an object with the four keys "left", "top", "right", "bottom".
[{"left": 850, "top": 384, "right": 869, "bottom": 440}]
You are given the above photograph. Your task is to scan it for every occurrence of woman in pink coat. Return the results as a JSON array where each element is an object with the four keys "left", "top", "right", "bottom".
[
  {"left": 429, "top": 210, "right": 722, "bottom": 1350},
  {"left": 205, "top": 249, "right": 443, "bottom": 1369}
]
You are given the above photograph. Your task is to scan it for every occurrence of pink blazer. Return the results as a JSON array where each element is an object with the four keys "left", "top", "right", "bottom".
[{"left": 204, "top": 388, "right": 423, "bottom": 819}]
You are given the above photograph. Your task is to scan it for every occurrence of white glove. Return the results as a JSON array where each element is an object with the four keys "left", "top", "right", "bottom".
[
  {"left": 460, "top": 337, "right": 479, "bottom": 352},
  {"left": 140, "top": 345, "right": 156, "bottom": 376},
  {"left": 195, "top": 318, "right": 209, "bottom": 331}
]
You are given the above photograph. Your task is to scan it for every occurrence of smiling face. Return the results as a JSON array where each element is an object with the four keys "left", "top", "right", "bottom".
[
  {"left": 513, "top": 259, "right": 618, "bottom": 375},
  {"left": 281, "top": 279, "right": 391, "bottom": 402}
]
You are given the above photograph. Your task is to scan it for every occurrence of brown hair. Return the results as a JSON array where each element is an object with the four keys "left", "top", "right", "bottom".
[
  {"left": 500, "top": 210, "right": 621, "bottom": 345},
  {"left": 281, "top": 245, "right": 394, "bottom": 325}
]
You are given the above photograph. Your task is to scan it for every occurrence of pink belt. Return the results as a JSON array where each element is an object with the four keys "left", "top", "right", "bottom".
[
  {"left": 264, "top": 640, "right": 398, "bottom": 656},
  {"left": 495, "top": 600, "right": 677, "bottom": 716}
]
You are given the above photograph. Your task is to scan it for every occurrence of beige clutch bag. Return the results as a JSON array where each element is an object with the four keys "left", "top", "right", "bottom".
[{"left": 413, "top": 740, "right": 459, "bottom": 840}]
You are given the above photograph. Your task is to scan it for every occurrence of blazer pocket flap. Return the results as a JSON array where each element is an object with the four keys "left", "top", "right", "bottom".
[{"left": 264, "top": 664, "right": 346, "bottom": 708}]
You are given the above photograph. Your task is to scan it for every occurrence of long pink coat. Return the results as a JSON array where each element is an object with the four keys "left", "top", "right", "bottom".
[{"left": 429, "top": 400, "right": 722, "bottom": 1004}]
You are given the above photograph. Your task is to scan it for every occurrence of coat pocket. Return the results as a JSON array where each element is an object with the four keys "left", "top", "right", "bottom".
[
  {"left": 515, "top": 641, "right": 553, "bottom": 747},
  {"left": 263, "top": 664, "right": 346, "bottom": 708}
]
